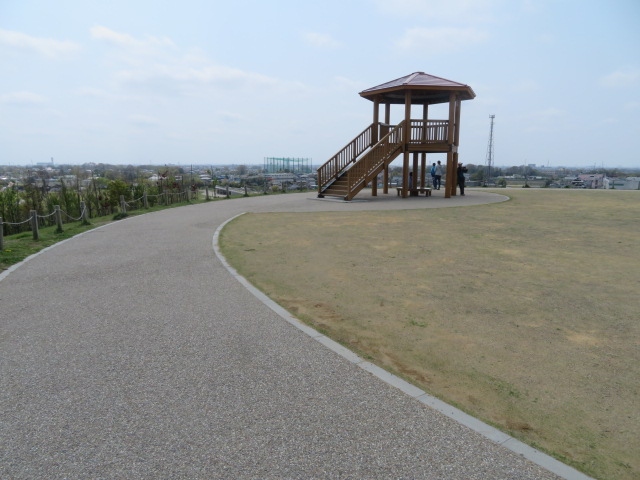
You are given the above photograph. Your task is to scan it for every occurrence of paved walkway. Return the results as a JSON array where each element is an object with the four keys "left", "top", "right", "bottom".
[{"left": 1, "top": 190, "right": 591, "bottom": 479}]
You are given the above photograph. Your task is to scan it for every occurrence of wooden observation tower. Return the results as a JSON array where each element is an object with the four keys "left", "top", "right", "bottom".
[{"left": 317, "top": 72, "right": 475, "bottom": 200}]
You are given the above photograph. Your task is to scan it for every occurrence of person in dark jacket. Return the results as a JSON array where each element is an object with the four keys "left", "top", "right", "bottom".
[{"left": 457, "top": 163, "right": 468, "bottom": 196}]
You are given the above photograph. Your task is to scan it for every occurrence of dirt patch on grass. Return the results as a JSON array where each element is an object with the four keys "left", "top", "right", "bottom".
[{"left": 220, "top": 189, "right": 640, "bottom": 480}]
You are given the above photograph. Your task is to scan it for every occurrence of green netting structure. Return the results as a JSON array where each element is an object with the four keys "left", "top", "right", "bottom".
[{"left": 263, "top": 157, "right": 312, "bottom": 174}]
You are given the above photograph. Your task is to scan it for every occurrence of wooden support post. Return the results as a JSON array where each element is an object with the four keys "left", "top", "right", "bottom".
[
  {"left": 444, "top": 150, "right": 452, "bottom": 198},
  {"left": 454, "top": 97, "right": 462, "bottom": 147},
  {"left": 383, "top": 166, "right": 389, "bottom": 194},
  {"left": 421, "top": 104, "right": 428, "bottom": 188},
  {"left": 402, "top": 151, "right": 410, "bottom": 197},
  {"left": 372, "top": 98, "right": 380, "bottom": 145},
  {"left": 143, "top": 191, "right": 149, "bottom": 208},
  {"left": 412, "top": 153, "right": 419, "bottom": 190},
  {"left": 55, "top": 205, "right": 63, "bottom": 233},
  {"left": 372, "top": 175, "right": 377, "bottom": 196},
  {"left": 453, "top": 152, "right": 460, "bottom": 195},
  {"left": 445, "top": 93, "right": 457, "bottom": 198},
  {"left": 378, "top": 103, "right": 391, "bottom": 138},
  {"left": 452, "top": 97, "right": 462, "bottom": 196},
  {"left": 422, "top": 104, "right": 429, "bottom": 142},
  {"left": 404, "top": 91, "right": 412, "bottom": 144},
  {"left": 402, "top": 91, "right": 411, "bottom": 197},
  {"left": 31, "top": 210, "right": 39, "bottom": 240}
]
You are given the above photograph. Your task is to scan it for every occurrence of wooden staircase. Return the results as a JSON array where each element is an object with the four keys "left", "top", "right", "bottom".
[
  {"left": 320, "top": 175, "right": 351, "bottom": 198},
  {"left": 318, "top": 122, "right": 405, "bottom": 200}
]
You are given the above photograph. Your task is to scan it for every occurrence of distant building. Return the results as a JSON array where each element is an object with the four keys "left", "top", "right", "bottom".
[
  {"left": 265, "top": 172, "right": 297, "bottom": 185},
  {"left": 36, "top": 158, "right": 55, "bottom": 168},
  {"left": 612, "top": 177, "right": 640, "bottom": 190},
  {"left": 577, "top": 174, "right": 605, "bottom": 189}
]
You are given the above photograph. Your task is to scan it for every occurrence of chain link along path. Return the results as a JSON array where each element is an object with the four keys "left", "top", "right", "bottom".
[{"left": 1, "top": 190, "right": 592, "bottom": 479}]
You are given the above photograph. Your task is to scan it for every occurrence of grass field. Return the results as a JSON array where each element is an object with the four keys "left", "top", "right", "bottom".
[{"left": 220, "top": 189, "right": 640, "bottom": 480}]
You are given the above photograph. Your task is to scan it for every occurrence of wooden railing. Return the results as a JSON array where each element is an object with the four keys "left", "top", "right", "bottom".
[
  {"left": 317, "top": 124, "right": 375, "bottom": 192},
  {"left": 409, "top": 120, "right": 449, "bottom": 144},
  {"left": 317, "top": 119, "right": 450, "bottom": 198},
  {"left": 345, "top": 122, "right": 405, "bottom": 199}
]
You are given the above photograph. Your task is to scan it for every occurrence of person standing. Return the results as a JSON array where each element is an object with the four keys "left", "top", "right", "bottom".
[
  {"left": 434, "top": 161, "right": 443, "bottom": 190},
  {"left": 430, "top": 162, "right": 436, "bottom": 187},
  {"left": 457, "top": 162, "right": 468, "bottom": 196}
]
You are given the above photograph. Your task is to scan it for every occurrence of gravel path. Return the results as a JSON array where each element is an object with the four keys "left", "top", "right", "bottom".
[{"left": 1, "top": 190, "right": 589, "bottom": 479}]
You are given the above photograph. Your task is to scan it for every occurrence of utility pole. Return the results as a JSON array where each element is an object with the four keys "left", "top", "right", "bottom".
[{"left": 484, "top": 114, "right": 495, "bottom": 186}]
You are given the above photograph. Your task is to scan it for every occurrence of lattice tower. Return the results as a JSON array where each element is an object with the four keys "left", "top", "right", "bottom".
[{"left": 485, "top": 115, "right": 495, "bottom": 186}]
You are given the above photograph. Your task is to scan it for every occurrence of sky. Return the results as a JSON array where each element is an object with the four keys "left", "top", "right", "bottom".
[{"left": 1, "top": 0, "right": 639, "bottom": 169}]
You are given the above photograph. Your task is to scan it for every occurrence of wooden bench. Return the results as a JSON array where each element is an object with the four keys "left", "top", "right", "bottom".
[{"left": 396, "top": 187, "right": 432, "bottom": 197}]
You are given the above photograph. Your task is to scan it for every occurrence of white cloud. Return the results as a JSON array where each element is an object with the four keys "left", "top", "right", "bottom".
[
  {"left": 0, "top": 91, "right": 47, "bottom": 105},
  {"left": 396, "top": 27, "right": 488, "bottom": 53},
  {"left": 530, "top": 107, "right": 565, "bottom": 119},
  {"left": 375, "top": 0, "right": 499, "bottom": 22},
  {"left": 521, "top": 107, "right": 567, "bottom": 132},
  {"left": 0, "top": 28, "right": 80, "bottom": 58},
  {"left": 519, "top": 0, "right": 541, "bottom": 14},
  {"left": 114, "top": 63, "right": 280, "bottom": 91},
  {"left": 535, "top": 32, "right": 555, "bottom": 45},
  {"left": 75, "top": 87, "right": 117, "bottom": 99},
  {"left": 90, "top": 25, "right": 175, "bottom": 53},
  {"left": 89, "top": 26, "right": 307, "bottom": 97},
  {"left": 600, "top": 69, "right": 640, "bottom": 88},
  {"left": 332, "top": 76, "right": 367, "bottom": 91},
  {"left": 303, "top": 32, "right": 341, "bottom": 48},
  {"left": 218, "top": 111, "right": 244, "bottom": 123},
  {"left": 511, "top": 80, "right": 539, "bottom": 93},
  {"left": 129, "top": 114, "right": 160, "bottom": 126}
]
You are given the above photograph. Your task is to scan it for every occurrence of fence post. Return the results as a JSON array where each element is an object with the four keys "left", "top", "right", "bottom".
[
  {"left": 55, "top": 205, "right": 63, "bottom": 233},
  {"left": 0, "top": 216, "right": 4, "bottom": 251},
  {"left": 205, "top": 186, "right": 209, "bottom": 200},
  {"left": 143, "top": 191, "right": 149, "bottom": 208},
  {"left": 120, "top": 195, "right": 127, "bottom": 214},
  {"left": 31, "top": 210, "right": 39, "bottom": 240},
  {"left": 226, "top": 185, "right": 230, "bottom": 198},
  {"left": 80, "top": 201, "right": 90, "bottom": 225},
  {"left": 165, "top": 192, "right": 170, "bottom": 206}
]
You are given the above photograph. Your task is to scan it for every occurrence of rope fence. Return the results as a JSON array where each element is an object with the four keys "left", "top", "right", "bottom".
[
  {"left": 0, "top": 184, "right": 260, "bottom": 251},
  {"left": 0, "top": 188, "right": 201, "bottom": 250}
]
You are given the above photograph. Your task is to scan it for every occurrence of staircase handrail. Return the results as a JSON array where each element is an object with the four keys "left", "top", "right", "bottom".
[
  {"left": 317, "top": 123, "right": 377, "bottom": 191},
  {"left": 346, "top": 121, "right": 405, "bottom": 198}
]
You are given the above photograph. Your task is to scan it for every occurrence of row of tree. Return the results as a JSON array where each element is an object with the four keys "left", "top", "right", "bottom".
[
  {"left": 0, "top": 177, "right": 185, "bottom": 236},
  {"left": 387, "top": 163, "right": 638, "bottom": 182}
]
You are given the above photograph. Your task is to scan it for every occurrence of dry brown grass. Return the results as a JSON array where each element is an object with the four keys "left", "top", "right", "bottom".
[{"left": 219, "top": 189, "right": 640, "bottom": 480}]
